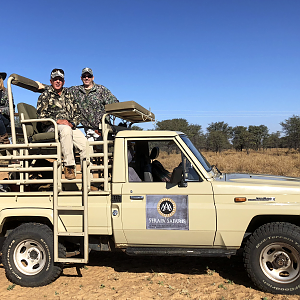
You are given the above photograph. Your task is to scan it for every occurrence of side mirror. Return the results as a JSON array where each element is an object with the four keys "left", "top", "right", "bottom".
[{"left": 170, "top": 166, "right": 187, "bottom": 187}]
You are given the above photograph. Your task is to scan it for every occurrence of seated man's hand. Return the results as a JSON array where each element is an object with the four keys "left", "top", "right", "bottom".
[{"left": 57, "top": 119, "right": 73, "bottom": 127}]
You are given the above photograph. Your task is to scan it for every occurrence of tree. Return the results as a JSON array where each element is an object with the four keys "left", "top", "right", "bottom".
[
  {"left": 207, "top": 121, "right": 232, "bottom": 137},
  {"left": 232, "top": 126, "right": 251, "bottom": 152},
  {"left": 248, "top": 125, "right": 269, "bottom": 150},
  {"left": 280, "top": 115, "right": 300, "bottom": 150},
  {"left": 155, "top": 118, "right": 205, "bottom": 151},
  {"left": 265, "top": 131, "right": 281, "bottom": 150},
  {"left": 131, "top": 125, "right": 143, "bottom": 130},
  {"left": 155, "top": 118, "right": 190, "bottom": 133},
  {"left": 206, "top": 121, "right": 232, "bottom": 153},
  {"left": 206, "top": 131, "right": 229, "bottom": 153},
  {"left": 186, "top": 124, "right": 206, "bottom": 149}
]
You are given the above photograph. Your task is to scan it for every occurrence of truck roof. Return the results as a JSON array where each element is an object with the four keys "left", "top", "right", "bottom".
[{"left": 115, "top": 130, "right": 184, "bottom": 138}]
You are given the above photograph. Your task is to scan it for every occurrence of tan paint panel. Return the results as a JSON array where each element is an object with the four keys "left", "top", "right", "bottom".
[
  {"left": 57, "top": 195, "right": 112, "bottom": 234},
  {"left": 213, "top": 181, "right": 300, "bottom": 247},
  {"left": 0, "top": 194, "right": 112, "bottom": 235},
  {"left": 121, "top": 182, "right": 216, "bottom": 246}
]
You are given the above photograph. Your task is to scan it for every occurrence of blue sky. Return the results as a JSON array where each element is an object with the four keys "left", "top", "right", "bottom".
[{"left": 2, "top": 0, "right": 299, "bottom": 134}]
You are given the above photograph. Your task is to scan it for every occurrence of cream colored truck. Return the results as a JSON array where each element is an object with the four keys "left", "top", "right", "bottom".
[{"left": 0, "top": 74, "right": 300, "bottom": 295}]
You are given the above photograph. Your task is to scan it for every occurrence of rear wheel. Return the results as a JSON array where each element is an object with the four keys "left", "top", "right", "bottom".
[
  {"left": 244, "top": 222, "right": 300, "bottom": 294},
  {"left": 2, "top": 223, "right": 65, "bottom": 287}
]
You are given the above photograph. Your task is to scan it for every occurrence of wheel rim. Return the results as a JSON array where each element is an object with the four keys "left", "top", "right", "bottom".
[
  {"left": 13, "top": 239, "right": 46, "bottom": 276},
  {"left": 260, "top": 242, "right": 300, "bottom": 284}
]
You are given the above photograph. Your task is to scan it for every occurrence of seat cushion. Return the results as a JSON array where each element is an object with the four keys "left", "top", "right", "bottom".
[
  {"left": 17, "top": 102, "right": 38, "bottom": 136},
  {"left": 31, "top": 132, "right": 55, "bottom": 142}
]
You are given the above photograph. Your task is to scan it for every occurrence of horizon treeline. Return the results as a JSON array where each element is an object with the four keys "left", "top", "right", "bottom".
[{"left": 132, "top": 115, "right": 300, "bottom": 153}]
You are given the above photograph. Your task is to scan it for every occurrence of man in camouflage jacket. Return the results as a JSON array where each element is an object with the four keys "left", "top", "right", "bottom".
[
  {"left": 68, "top": 67, "right": 119, "bottom": 141},
  {"left": 37, "top": 69, "right": 87, "bottom": 180}
]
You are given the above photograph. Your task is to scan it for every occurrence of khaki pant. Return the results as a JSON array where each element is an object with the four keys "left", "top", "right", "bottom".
[{"left": 57, "top": 125, "right": 87, "bottom": 166}]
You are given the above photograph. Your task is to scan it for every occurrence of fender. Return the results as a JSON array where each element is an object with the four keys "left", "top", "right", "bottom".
[{"left": 0, "top": 208, "right": 66, "bottom": 233}]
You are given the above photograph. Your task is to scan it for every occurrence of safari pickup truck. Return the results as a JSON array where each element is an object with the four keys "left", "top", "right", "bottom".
[{"left": 0, "top": 74, "right": 300, "bottom": 295}]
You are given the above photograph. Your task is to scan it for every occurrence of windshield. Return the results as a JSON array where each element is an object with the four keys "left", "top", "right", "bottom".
[{"left": 180, "top": 135, "right": 212, "bottom": 172}]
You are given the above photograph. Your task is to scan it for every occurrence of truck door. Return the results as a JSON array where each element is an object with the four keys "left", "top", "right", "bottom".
[{"left": 121, "top": 138, "right": 216, "bottom": 246}]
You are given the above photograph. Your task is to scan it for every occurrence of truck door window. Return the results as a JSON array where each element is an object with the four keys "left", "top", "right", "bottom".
[
  {"left": 127, "top": 140, "right": 201, "bottom": 182},
  {"left": 127, "top": 142, "right": 142, "bottom": 182},
  {"left": 182, "top": 153, "right": 200, "bottom": 182}
]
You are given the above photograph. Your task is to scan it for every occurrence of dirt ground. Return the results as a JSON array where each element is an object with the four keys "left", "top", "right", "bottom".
[{"left": 0, "top": 252, "right": 299, "bottom": 300}]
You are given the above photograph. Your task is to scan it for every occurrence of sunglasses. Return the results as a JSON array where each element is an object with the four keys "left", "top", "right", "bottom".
[
  {"left": 82, "top": 74, "right": 93, "bottom": 78},
  {"left": 52, "top": 77, "right": 64, "bottom": 82}
]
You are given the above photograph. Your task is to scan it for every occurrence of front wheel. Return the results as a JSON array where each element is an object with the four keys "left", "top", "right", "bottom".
[
  {"left": 2, "top": 223, "right": 65, "bottom": 287},
  {"left": 244, "top": 222, "right": 300, "bottom": 294}
]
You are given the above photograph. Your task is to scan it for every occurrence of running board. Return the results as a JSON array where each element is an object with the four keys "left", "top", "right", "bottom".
[{"left": 125, "top": 247, "right": 236, "bottom": 257}]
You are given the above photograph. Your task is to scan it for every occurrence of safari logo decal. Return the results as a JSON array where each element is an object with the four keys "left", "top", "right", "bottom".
[
  {"left": 146, "top": 195, "right": 189, "bottom": 230},
  {"left": 157, "top": 198, "right": 176, "bottom": 217}
]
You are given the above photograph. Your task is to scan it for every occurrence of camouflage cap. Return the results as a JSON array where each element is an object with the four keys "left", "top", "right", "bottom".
[
  {"left": 51, "top": 69, "right": 65, "bottom": 79},
  {"left": 81, "top": 67, "right": 93, "bottom": 76}
]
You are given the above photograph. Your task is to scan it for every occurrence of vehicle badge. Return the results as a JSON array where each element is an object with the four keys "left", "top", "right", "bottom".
[{"left": 248, "top": 197, "right": 275, "bottom": 201}]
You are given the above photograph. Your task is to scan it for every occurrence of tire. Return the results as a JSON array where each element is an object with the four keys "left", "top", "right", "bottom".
[
  {"left": 2, "top": 223, "right": 65, "bottom": 287},
  {"left": 244, "top": 222, "right": 300, "bottom": 294}
]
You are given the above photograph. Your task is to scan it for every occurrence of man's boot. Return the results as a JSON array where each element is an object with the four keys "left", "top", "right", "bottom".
[
  {"left": 0, "top": 133, "right": 10, "bottom": 144},
  {"left": 64, "top": 166, "right": 76, "bottom": 180}
]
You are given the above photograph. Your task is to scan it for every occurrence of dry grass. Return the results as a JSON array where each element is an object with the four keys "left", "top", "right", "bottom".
[
  {"left": 158, "top": 151, "right": 181, "bottom": 172},
  {"left": 204, "top": 148, "right": 300, "bottom": 177},
  {"left": 158, "top": 148, "right": 300, "bottom": 178}
]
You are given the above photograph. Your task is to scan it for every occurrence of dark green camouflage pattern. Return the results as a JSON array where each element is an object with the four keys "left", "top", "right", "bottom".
[
  {"left": 37, "top": 86, "right": 81, "bottom": 128},
  {"left": 68, "top": 84, "right": 119, "bottom": 130},
  {"left": 0, "top": 89, "right": 11, "bottom": 116}
]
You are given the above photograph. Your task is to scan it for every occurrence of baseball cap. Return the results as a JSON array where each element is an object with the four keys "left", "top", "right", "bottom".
[
  {"left": 81, "top": 67, "right": 93, "bottom": 76},
  {"left": 51, "top": 68, "right": 65, "bottom": 79}
]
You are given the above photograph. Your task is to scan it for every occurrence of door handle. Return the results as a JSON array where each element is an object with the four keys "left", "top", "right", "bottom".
[{"left": 130, "top": 196, "right": 144, "bottom": 200}]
